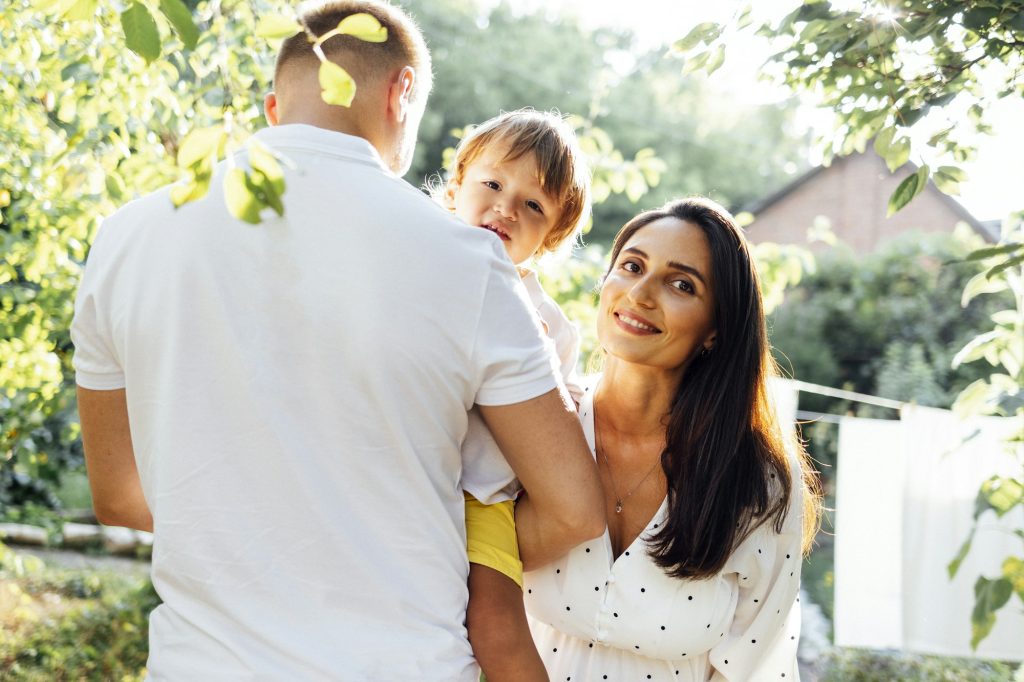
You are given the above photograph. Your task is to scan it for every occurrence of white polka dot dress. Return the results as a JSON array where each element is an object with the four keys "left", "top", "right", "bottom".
[{"left": 524, "top": 376, "right": 804, "bottom": 681}]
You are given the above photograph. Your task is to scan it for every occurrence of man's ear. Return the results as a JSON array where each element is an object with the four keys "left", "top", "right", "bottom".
[
  {"left": 386, "top": 66, "right": 416, "bottom": 123},
  {"left": 264, "top": 92, "right": 280, "bottom": 126}
]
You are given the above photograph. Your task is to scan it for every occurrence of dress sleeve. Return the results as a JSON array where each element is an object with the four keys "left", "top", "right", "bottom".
[{"left": 707, "top": 459, "right": 805, "bottom": 681}]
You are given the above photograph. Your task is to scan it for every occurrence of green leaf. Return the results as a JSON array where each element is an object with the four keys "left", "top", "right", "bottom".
[
  {"left": 933, "top": 167, "right": 963, "bottom": 196},
  {"left": 952, "top": 330, "right": 1001, "bottom": 368},
  {"left": 934, "top": 165, "right": 967, "bottom": 196},
  {"left": 680, "top": 50, "right": 711, "bottom": 75},
  {"left": 177, "top": 126, "right": 227, "bottom": 169},
  {"left": 248, "top": 140, "right": 285, "bottom": 195},
  {"left": 1004, "top": 557, "right": 1024, "bottom": 602},
  {"left": 887, "top": 164, "right": 928, "bottom": 217},
  {"left": 224, "top": 168, "right": 262, "bottom": 224},
  {"left": 159, "top": 0, "right": 199, "bottom": 50},
  {"left": 873, "top": 127, "right": 894, "bottom": 158},
  {"left": 336, "top": 12, "right": 388, "bottom": 42},
  {"left": 256, "top": 14, "right": 301, "bottom": 40},
  {"left": 983, "top": 477, "right": 1024, "bottom": 517},
  {"left": 884, "top": 136, "right": 911, "bottom": 171},
  {"left": 64, "top": 0, "right": 97, "bottom": 21},
  {"left": 936, "top": 165, "right": 967, "bottom": 182},
  {"left": 953, "top": 379, "right": 991, "bottom": 417},
  {"left": 705, "top": 44, "right": 726, "bottom": 76},
  {"left": 948, "top": 531, "right": 974, "bottom": 578},
  {"left": 121, "top": 2, "right": 162, "bottom": 64},
  {"left": 971, "top": 576, "right": 1013, "bottom": 650},
  {"left": 170, "top": 177, "right": 211, "bottom": 207},
  {"left": 961, "top": 271, "right": 1005, "bottom": 307},
  {"left": 672, "top": 22, "right": 720, "bottom": 53},
  {"left": 105, "top": 171, "right": 126, "bottom": 201},
  {"left": 986, "top": 253, "right": 1024, "bottom": 280},
  {"left": 965, "top": 242, "right": 1024, "bottom": 262},
  {"left": 319, "top": 60, "right": 356, "bottom": 107},
  {"left": 735, "top": 5, "right": 753, "bottom": 30}
]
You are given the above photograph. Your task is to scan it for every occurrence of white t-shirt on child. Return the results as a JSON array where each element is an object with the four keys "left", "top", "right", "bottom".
[
  {"left": 71, "top": 125, "right": 560, "bottom": 681},
  {"left": 461, "top": 268, "right": 582, "bottom": 504}
]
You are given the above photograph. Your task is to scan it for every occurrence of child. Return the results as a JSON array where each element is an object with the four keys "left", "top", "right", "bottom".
[{"left": 441, "top": 109, "right": 591, "bottom": 681}]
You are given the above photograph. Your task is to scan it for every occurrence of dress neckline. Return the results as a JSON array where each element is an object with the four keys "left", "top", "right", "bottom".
[{"left": 579, "top": 375, "right": 669, "bottom": 568}]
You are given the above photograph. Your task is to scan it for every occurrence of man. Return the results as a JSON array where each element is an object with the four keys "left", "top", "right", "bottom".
[{"left": 71, "top": 1, "right": 603, "bottom": 679}]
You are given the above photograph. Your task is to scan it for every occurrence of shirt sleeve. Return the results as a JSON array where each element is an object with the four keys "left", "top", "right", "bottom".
[
  {"left": 71, "top": 222, "right": 126, "bottom": 391},
  {"left": 708, "top": 458, "right": 805, "bottom": 682},
  {"left": 471, "top": 251, "right": 560, "bottom": 407}
]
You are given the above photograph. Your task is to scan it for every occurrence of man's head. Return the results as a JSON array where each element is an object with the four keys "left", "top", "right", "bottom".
[
  {"left": 444, "top": 109, "right": 592, "bottom": 264},
  {"left": 265, "top": 0, "right": 433, "bottom": 174}
]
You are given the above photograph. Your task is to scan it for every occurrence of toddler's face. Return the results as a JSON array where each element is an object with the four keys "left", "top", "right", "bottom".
[{"left": 450, "top": 143, "right": 558, "bottom": 265}]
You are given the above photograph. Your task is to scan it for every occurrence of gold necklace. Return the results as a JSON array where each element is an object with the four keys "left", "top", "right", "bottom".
[{"left": 594, "top": 411, "right": 662, "bottom": 514}]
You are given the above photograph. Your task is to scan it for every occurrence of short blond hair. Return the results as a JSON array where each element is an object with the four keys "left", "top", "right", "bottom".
[
  {"left": 275, "top": 0, "right": 432, "bottom": 103},
  {"left": 448, "top": 109, "right": 592, "bottom": 255}
]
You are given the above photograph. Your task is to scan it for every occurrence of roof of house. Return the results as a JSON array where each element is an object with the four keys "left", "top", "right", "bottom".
[{"left": 743, "top": 153, "right": 996, "bottom": 243}]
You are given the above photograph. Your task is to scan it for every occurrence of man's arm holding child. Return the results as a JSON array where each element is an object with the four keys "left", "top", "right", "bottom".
[{"left": 479, "top": 386, "right": 604, "bottom": 570}]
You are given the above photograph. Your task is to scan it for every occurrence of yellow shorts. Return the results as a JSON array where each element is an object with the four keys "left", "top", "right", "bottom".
[{"left": 464, "top": 493, "right": 522, "bottom": 588}]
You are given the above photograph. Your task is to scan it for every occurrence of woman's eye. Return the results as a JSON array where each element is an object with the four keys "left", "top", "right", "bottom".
[
  {"left": 672, "top": 279, "right": 694, "bottom": 293},
  {"left": 483, "top": 180, "right": 500, "bottom": 190},
  {"left": 621, "top": 261, "right": 641, "bottom": 273},
  {"left": 526, "top": 200, "right": 544, "bottom": 214}
]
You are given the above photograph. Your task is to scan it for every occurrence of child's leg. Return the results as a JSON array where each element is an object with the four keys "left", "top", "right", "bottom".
[
  {"left": 464, "top": 494, "right": 548, "bottom": 681},
  {"left": 468, "top": 563, "right": 547, "bottom": 682}
]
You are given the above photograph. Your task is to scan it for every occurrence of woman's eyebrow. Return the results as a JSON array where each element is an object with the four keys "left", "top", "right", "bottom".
[{"left": 624, "top": 246, "right": 707, "bottom": 286}]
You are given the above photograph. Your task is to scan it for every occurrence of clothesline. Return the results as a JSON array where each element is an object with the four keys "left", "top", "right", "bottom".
[{"left": 787, "top": 379, "right": 906, "bottom": 411}]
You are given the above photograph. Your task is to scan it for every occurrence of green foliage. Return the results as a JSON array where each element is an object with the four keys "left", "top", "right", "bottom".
[
  {"left": 946, "top": 214, "right": 1024, "bottom": 646},
  {"left": 401, "top": 1, "right": 810, "bottom": 244},
  {"left": 817, "top": 647, "right": 1017, "bottom": 682},
  {"left": 537, "top": 248, "right": 606, "bottom": 368},
  {"left": 887, "top": 165, "right": 930, "bottom": 217},
  {"left": 769, "top": 230, "right": 1005, "bottom": 407},
  {"left": 734, "top": 0, "right": 1024, "bottom": 649},
  {"left": 0, "top": 543, "right": 155, "bottom": 679},
  {"left": 1, "top": 0, "right": 287, "bottom": 508}
]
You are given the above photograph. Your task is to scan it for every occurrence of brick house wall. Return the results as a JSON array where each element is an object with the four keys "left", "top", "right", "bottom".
[{"left": 744, "top": 149, "right": 992, "bottom": 253}]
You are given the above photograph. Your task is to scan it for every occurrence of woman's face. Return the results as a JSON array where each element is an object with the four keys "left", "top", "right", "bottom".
[{"left": 598, "top": 217, "right": 717, "bottom": 374}]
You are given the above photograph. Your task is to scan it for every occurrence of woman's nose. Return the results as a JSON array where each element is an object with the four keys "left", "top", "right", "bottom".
[{"left": 627, "top": 276, "right": 656, "bottom": 308}]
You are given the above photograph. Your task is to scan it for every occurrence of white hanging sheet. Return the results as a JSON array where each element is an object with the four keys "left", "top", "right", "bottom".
[
  {"left": 834, "top": 405, "right": 1024, "bottom": 661},
  {"left": 834, "top": 416, "right": 905, "bottom": 650},
  {"left": 900, "top": 405, "right": 1024, "bottom": 661}
]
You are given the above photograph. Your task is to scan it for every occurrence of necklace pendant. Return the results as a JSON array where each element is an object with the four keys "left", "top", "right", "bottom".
[{"left": 615, "top": 501, "right": 623, "bottom": 514}]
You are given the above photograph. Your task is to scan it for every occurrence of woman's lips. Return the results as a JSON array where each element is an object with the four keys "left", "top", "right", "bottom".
[{"left": 614, "top": 311, "right": 661, "bottom": 335}]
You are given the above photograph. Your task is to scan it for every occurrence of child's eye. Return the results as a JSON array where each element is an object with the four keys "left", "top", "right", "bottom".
[
  {"left": 483, "top": 180, "right": 500, "bottom": 190},
  {"left": 526, "top": 200, "right": 544, "bottom": 214},
  {"left": 671, "top": 279, "right": 694, "bottom": 294}
]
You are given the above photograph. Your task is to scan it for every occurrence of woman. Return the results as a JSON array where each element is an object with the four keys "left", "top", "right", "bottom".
[{"left": 523, "top": 197, "right": 820, "bottom": 681}]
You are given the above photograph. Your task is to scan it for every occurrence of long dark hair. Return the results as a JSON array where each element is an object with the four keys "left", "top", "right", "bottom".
[{"left": 604, "top": 197, "right": 819, "bottom": 579}]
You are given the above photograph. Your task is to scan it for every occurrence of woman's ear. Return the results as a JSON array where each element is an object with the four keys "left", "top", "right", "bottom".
[{"left": 703, "top": 332, "right": 717, "bottom": 353}]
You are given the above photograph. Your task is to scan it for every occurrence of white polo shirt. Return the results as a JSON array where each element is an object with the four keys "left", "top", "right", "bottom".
[{"left": 71, "top": 124, "right": 559, "bottom": 681}]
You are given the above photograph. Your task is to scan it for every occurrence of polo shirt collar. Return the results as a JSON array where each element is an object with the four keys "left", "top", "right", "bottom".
[{"left": 252, "top": 124, "right": 389, "bottom": 172}]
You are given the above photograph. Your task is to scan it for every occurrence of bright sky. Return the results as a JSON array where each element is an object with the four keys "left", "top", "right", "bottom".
[{"left": 484, "top": 0, "right": 1023, "bottom": 222}]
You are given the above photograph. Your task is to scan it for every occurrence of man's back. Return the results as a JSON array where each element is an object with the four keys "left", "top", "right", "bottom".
[{"left": 72, "top": 124, "right": 558, "bottom": 680}]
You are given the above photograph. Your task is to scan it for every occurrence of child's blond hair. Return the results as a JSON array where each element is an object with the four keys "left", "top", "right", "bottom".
[{"left": 446, "top": 109, "right": 592, "bottom": 255}]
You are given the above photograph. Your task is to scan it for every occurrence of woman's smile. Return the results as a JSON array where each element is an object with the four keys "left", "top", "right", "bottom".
[{"left": 613, "top": 311, "right": 661, "bottom": 334}]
